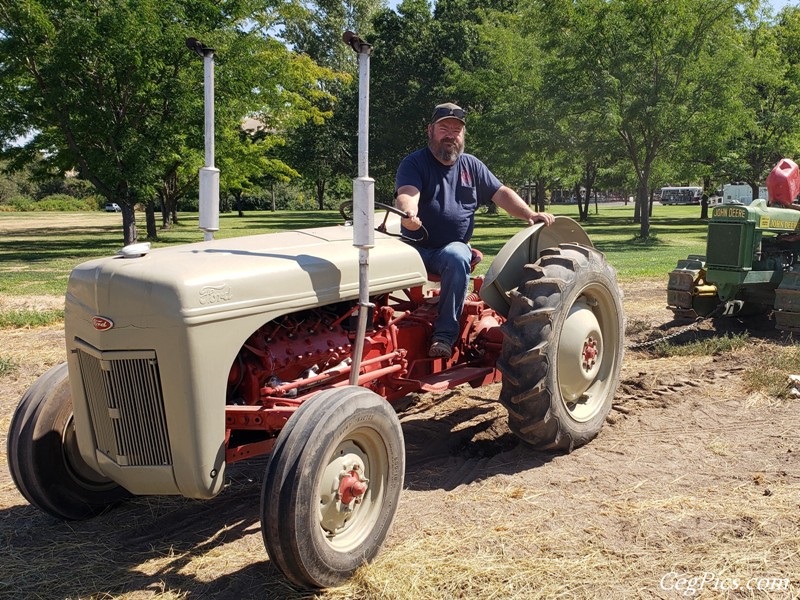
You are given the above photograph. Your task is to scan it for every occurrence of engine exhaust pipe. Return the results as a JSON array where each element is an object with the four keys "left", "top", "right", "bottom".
[
  {"left": 187, "top": 37, "right": 220, "bottom": 241},
  {"left": 343, "top": 31, "right": 375, "bottom": 385}
]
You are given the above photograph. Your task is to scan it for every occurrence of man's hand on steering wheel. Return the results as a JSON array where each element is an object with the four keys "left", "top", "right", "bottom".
[
  {"left": 401, "top": 212, "right": 423, "bottom": 231},
  {"left": 339, "top": 200, "right": 428, "bottom": 242}
]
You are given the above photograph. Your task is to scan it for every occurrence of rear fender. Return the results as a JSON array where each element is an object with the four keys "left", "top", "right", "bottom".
[{"left": 479, "top": 216, "right": 593, "bottom": 317}]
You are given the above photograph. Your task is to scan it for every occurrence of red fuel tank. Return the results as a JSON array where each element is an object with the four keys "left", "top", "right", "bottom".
[{"left": 766, "top": 158, "right": 800, "bottom": 206}]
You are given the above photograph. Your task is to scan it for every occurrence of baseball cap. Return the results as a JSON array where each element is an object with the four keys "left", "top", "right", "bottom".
[{"left": 430, "top": 102, "right": 466, "bottom": 125}]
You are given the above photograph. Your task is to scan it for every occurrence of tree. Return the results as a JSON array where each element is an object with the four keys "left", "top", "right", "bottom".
[
  {"left": 447, "top": 9, "right": 553, "bottom": 208},
  {"left": 219, "top": 124, "right": 299, "bottom": 216},
  {"left": 369, "top": 0, "right": 523, "bottom": 201},
  {"left": 537, "top": 0, "right": 749, "bottom": 238},
  {"left": 716, "top": 5, "right": 800, "bottom": 197},
  {"left": 278, "top": 0, "right": 386, "bottom": 210},
  {"left": 0, "top": 0, "right": 337, "bottom": 245},
  {"left": 283, "top": 98, "right": 353, "bottom": 210},
  {"left": 369, "top": 0, "right": 445, "bottom": 200}
]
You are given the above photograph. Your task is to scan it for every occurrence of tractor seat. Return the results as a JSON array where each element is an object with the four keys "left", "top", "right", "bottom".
[{"left": 427, "top": 248, "right": 483, "bottom": 282}]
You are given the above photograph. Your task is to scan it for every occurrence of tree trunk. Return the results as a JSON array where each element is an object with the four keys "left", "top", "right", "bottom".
[
  {"left": 159, "top": 169, "right": 179, "bottom": 229},
  {"left": 700, "top": 193, "right": 710, "bottom": 219},
  {"left": 121, "top": 201, "right": 137, "bottom": 246},
  {"left": 160, "top": 195, "right": 170, "bottom": 229},
  {"left": 271, "top": 183, "right": 276, "bottom": 211},
  {"left": 580, "top": 163, "right": 597, "bottom": 222},
  {"left": 235, "top": 191, "right": 244, "bottom": 217},
  {"left": 637, "top": 178, "right": 651, "bottom": 238},
  {"left": 316, "top": 179, "right": 326, "bottom": 211},
  {"left": 536, "top": 177, "right": 547, "bottom": 212},
  {"left": 145, "top": 202, "right": 157, "bottom": 240}
]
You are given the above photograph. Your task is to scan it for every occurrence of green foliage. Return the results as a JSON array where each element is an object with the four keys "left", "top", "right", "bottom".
[
  {"left": 369, "top": 0, "right": 442, "bottom": 184},
  {"left": 649, "top": 332, "right": 751, "bottom": 357},
  {"left": 3, "top": 195, "right": 35, "bottom": 211},
  {"left": 716, "top": 4, "right": 800, "bottom": 188},
  {"left": 0, "top": 166, "right": 34, "bottom": 203},
  {"left": 533, "top": 0, "right": 746, "bottom": 236},
  {"left": 644, "top": 329, "right": 800, "bottom": 399},
  {"left": 744, "top": 345, "right": 800, "bottom": 398},
  {"left": 35, "top": 175, "right": 97, "bottom": 199},
  {"left": 35, "top": 194, "right": 95, "bottom": 211},
  {"left": 5, "top": 0, "right": 800, "bottom": 238},
  {"left": 0, "top": 194, "right": 96, "bottom": 211},
  {"left": 0, "top": 309, "right": 64, "bottom": 328},
  {"left": 0, "top": 356, "right": 17, "bottom": 377},
  {"left": 0, "top": 0, "right": 340, "bottom": 246}
]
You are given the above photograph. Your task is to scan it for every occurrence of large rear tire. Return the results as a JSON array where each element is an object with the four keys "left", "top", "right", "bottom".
[
  {"left": 261, "top": 386, "right": 405, "bottom": 589},
  {"left": 7, "top": 362, "right": 130, "bottom": 520},
  {"left": 498, "top": 243, "right": 624, "bottom": 452}
]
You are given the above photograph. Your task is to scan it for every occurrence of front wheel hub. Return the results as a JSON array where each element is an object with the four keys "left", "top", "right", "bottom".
[
  {"left": 338, "top": 468, "right": 369, "bottom": 505},
  {"left": 319, "top": 445, "right": 368, "bottom": 536}
]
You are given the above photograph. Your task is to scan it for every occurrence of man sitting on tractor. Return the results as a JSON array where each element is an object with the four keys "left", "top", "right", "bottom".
[{"left": 395, "top": 102, "right": 555, "bottom": 359}]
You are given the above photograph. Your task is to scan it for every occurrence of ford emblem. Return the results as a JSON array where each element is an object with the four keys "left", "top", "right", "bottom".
[{"left": 92, "top": 316, "right": 114, "bottom": 331}]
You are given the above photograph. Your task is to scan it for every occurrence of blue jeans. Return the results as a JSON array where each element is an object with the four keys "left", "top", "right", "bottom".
[{"left": 415, "top": 242, "right": 471, "bottom": 346}]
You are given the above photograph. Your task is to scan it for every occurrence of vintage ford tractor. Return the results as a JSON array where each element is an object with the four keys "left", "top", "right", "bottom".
[
  {"left": 6, "top": 33, "right": 625, "bottom": 589},
  {"left": 668, "top": 158, "right": 800, "bottom": 330}
]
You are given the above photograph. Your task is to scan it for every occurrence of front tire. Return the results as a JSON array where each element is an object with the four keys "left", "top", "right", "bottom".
[
  {"left": 261, "top": 386, "right": 405, "bottom": 589},
  {"left": 498, "top": 243, "right": 624, "bottom": 452},
  {"left": 7, "top": 362, "right": 130, "bottom": 520}
]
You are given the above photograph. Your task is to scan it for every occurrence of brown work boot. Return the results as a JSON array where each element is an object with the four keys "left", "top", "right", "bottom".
[{"left": 428, "top": 340, "right": 452, "bottom": 359}]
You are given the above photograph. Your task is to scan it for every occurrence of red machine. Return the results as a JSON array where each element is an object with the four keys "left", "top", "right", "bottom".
[{"left": 767, "top": 158, "right": 800, "bottom": 206}]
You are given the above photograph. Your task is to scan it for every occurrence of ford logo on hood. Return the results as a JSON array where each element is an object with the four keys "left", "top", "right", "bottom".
[{"left": 92, "top": 316, "right": 114, "bottom": 331}]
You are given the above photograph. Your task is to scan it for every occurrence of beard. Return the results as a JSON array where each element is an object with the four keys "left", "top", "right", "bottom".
[{"left": 430, "top": 136, "right": 464, "bottom": 163}]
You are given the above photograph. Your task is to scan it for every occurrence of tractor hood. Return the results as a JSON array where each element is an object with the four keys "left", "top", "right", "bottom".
[{"left": 66, "top": 224, "right": 427, "bottom": 329}]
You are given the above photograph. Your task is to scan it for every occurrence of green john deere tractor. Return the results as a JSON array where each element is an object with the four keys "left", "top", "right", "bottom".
[{"left": 667, "top": 159, "right": 800, "bottom": 331}]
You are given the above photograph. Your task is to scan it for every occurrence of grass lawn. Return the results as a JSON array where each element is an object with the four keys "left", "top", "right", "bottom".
[{"left": 0, "top": 203, "right": 709, "bottom": 298}]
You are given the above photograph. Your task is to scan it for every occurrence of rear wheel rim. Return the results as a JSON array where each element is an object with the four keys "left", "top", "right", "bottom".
[{"left": 557, "top": 283, "right": 620, "bottom": 423}]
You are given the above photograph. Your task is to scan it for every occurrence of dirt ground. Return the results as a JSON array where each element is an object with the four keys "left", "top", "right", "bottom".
[{"left": 0, "top": 280, "right": 798, "bottom": 599}]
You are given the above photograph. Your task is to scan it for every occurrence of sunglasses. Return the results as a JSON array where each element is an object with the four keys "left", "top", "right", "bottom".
[{"left": 431, "top": 106, "right": 466, "bottom": 122}]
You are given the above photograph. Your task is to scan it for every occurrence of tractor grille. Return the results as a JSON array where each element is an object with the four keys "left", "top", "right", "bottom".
[
  {"left": 75, "top": 343, "right": 172, "bottom": 467},
  {"left": 706, "top": 223, "right": 744, "bottom": 268}
]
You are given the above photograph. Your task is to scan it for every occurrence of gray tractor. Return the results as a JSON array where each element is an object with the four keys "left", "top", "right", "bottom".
[{"left": 7, "top": 32, "right": 625, "bottom": 589}]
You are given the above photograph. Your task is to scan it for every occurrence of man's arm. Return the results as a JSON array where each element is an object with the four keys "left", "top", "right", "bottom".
[
  {"left": 395, "top": 185, "right": 423, "bottom": 230},
  {"left": 491, "top": 185, "right": 555, "bottom": 226}
]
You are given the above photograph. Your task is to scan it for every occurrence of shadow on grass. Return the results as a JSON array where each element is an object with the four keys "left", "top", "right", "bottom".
[{"left": 1, "top": 221, "right": 125, "bottom": 263}]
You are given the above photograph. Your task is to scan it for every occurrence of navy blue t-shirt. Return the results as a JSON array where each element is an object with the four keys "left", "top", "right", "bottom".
[{"left": 395, "top": 148, "right": 502, "bottom": 249}]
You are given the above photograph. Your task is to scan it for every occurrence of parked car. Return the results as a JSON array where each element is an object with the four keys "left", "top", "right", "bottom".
[{"left": 104, "top": 202, "right": 121, "bottom": 212}]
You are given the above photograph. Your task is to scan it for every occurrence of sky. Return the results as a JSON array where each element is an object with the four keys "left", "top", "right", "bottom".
[{"left": 771, "top": 0, "right": 797, "bottom": 10}]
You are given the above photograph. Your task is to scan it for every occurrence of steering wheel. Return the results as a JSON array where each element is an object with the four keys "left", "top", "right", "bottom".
[{"left": 339, "top": 201, "right": 428, "bottom": 243}]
